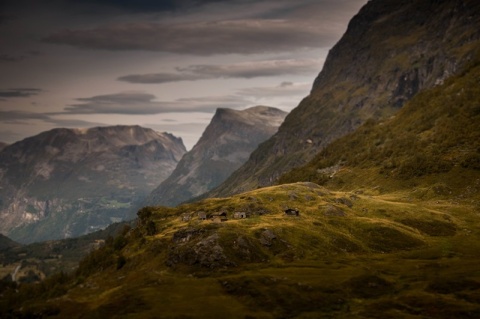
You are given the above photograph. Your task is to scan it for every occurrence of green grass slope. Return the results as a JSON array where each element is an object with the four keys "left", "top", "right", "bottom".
[
  {"left": 2, "top": 182, "right": 479, "bottom": 318},
  {"left": 280, "top": 54, "right": 480, "bottom": 204}
]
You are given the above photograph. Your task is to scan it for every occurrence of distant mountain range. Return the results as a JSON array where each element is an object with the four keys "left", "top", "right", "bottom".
[
  {"left": 146, "top": 106, "right": 287, "bottom": 207},
  {"left": 0, "top": 125, "right": 186, "bottom": 243}
]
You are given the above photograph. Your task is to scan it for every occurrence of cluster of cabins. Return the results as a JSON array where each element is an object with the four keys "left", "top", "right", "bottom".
[{"left": 181, "top": 208, "right": 299, "bottom": 223}]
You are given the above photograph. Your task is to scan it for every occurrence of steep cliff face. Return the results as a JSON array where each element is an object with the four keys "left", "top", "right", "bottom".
[
  {"left": 0, "top": 125, "right": 186, "bottom": 243},
  {"left": 146, "top": 106, "right": 287, "bottom": 207},
  {"left": 208, "top": 0, "right": 480, "bottom": 197}
]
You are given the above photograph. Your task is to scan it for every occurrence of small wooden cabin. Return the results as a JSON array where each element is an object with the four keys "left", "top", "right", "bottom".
[
  {"left": 233, "top": 212, "right": 247, "bottom": 219},
  {"left": 284, "top": 208, "right": 300, "bottom": 216},
  {"left": 197, "top": 211, "right": 207, "bottom": 220},
  {"left": 211, "top": 212, "right": 228, "bottom": 222}
]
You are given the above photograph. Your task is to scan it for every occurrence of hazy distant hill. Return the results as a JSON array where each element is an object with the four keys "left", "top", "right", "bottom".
[
  {"left": 208, "top": 0, "right": 480, "bottom": 197},
  {"left": 146, "top": 106, "right": 287, "bottom": 207},
  {"left": 0, "top": 234, "right": 20, "bottom": 251},
  {"left": 0, "top": 125, "right": 186, "bottom": 243}
]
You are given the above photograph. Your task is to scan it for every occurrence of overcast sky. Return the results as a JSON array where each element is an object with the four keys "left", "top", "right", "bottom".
[{"left": 0, "top": 0, "right": 368, "bottom": 149}]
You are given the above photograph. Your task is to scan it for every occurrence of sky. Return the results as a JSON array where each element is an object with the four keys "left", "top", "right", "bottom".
[{"left": 0, "top": 0, "right": 368, "bottom": 149}]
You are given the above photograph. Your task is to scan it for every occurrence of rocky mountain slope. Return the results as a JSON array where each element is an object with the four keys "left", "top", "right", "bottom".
[
  {"left": 280, "top": 53, "right": 480, "bottom": 195},
  {"left": 207, "top": 0, "right": 480, "bottom": 197},
  {"left": 0, "top": 143, "right": 8, "bottom": 152},
  {"left": 0, "top": 125, "right": 186, "bottom": 243},
  {"left": 146, "top": 106, "right": 287, "bottom": 207}
]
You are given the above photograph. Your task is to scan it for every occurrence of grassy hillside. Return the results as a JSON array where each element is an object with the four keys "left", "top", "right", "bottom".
[
  {"left": 2, "top": 182, "right": 479, "bottom": 318},
  {"left": 280, "top": 55, "right": 480, "bottom": 202}
]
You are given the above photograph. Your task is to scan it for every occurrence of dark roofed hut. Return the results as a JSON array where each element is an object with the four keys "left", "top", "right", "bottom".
[
  {"left": 211, "top": 212, "right": 228, "bottom": 223},
  {"left": 284, "top": 208, "right": 300, "bottom": 216}
]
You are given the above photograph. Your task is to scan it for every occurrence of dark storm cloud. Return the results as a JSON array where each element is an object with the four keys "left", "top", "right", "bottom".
[
  {"left": 0, "top": 88, "right": 43, "bottom": 99},
  {"left": 64, "top": 92, "right": 249, "bottom": 114},
  {"left": 118, "top": 59, "right": 321, "bottom": 84},
  {"left": 43, "top": 19, "right": 337, "bottom": 55}
]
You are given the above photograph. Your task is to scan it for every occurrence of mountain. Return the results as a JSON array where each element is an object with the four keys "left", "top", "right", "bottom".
[
  {"left": 0, "top": 143, "right": 8, "bottom": 152},
  {"left": 280, "top": 51, "right": 480, "bottom": 195},
  {"left": 146, "top": 106, "right": 287, "bottom": 207},
  {"left": 207, "top": 0, "right": 480, "bottom": 198},
  {"left": 2, "top": 1, "right": 480, "bottom": 317},
  {"left": 0, "top": 125, "right": 186, "bottom": 243}
]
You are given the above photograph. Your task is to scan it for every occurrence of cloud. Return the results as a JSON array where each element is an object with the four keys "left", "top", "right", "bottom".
[
  {"left": 0, "top": 110, "right": 105, "bottom": 127},
  {"left": 0, "top": 110, "right": 49, "bottom": 121},
  {"left": 43, "top": 18, "right": 338, "bottom": 55},
  {"left": 237, "top": 81, "right": 311, "bottom": 99},
  {"left": 64, "top": 91, "right": 250, "bottom": 114},
  {"left": 118, "top": 72, "right": 204, "bottom": 84},
  {"left": 44, "top": 118, "right": 106, "bottom": 127},
  {"left": 118, "top": 59, "right": 322, "bottom": 84},
  {"left": 0, "top": 88, "right": 42, "bottom": 98},
  {"left": 0, "top": 54, "right": 25, "bottom": 63}
]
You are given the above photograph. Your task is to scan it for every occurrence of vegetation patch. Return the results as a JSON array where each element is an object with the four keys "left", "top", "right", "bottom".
[
  {"left": 344, "top": 274, "right": 395, "bottom": 299},
  {"left": 358, "top": 225, "right": 424, "bottom": 252},
  {"left": 399, "top": 218, "right": 457, "bottom": 236}
]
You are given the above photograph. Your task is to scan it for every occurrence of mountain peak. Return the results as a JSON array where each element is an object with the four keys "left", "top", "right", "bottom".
[{"left": 145, "top": 106, "right": 287, "bottom": 207}]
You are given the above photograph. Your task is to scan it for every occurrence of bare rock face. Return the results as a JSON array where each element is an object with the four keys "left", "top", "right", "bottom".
[
  {"left": 167, "top": 231, "right": 235, "bottom": 269},
  {"left": 0, "top": 125, "right": 186, "bottom": 243},
  {"left": 207, "top": 0, "right": 480, "bottom": 197},
  {"left": 146, "top": 106, "right": 287, "bottom": 207}
]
